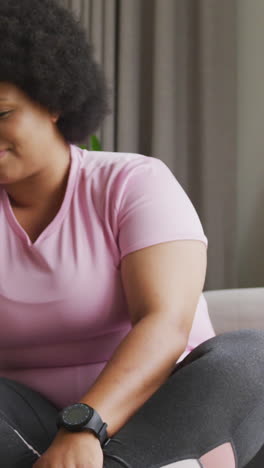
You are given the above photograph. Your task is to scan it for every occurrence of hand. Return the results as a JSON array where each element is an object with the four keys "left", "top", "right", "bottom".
[{"left": 32, "top": 428, "right": 104, "bottom": 468}]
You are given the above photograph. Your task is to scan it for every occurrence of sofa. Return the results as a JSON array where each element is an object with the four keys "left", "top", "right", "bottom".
[{"left": 204, "top": 287, "right": 264, "bottom": 335}]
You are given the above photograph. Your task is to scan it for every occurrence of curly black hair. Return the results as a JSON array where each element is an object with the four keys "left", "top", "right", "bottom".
[{"left": 0, "top": 0, "right": 111, "bottom": 144}]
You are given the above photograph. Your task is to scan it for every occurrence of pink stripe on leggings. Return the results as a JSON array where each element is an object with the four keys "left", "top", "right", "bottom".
[{"left": 200, "top": 442, "right": 236, "bottom": 467}]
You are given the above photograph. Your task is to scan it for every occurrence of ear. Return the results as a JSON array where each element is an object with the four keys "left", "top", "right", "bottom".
[{"left": 51, "top": 112, "right": 60, "bottom": 124}]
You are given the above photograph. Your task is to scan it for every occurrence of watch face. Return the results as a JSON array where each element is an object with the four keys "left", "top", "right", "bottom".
[{"left": 62, "top": 404, "right": 92, "bottom": 428}]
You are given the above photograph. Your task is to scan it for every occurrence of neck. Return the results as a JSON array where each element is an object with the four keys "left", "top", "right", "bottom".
[{"left": 4, "top": 141, "right": 71, "bottom": 211}]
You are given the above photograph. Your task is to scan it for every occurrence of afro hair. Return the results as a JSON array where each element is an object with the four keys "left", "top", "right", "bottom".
[{"left": 0, "top": 0, "right": 111, "bottom": 144}]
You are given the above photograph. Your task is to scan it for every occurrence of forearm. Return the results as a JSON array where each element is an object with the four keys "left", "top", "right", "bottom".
[{"left": 78, "top": 313, "right": 187, "bottom": 436}]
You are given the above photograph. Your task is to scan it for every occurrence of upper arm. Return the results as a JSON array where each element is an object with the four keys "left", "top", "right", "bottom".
[{"left": 120, "top": 239, "right": 207, "bottom": 337}]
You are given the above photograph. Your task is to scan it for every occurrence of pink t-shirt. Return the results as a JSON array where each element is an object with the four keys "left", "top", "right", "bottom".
[{"left": 0, "top": 144, "right": 215, "bottom": 409}]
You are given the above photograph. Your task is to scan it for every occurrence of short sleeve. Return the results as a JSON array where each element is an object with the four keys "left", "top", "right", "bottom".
[{"left": 114, "top": 156, "right": 208, "bottom": 260}]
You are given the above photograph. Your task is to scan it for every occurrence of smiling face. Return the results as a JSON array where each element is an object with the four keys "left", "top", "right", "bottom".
[{"left": 0, "top": 81, "right": 64, "bottom": 185}]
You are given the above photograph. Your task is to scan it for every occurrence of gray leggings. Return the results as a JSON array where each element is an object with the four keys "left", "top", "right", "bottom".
[{"left": 0, "top": 329, "right": 264, "bottom": 467}]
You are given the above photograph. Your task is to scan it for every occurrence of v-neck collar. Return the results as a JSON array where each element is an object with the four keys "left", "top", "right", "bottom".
[{"left": 2, "top": 144, "right": 81, "bottom": 247}]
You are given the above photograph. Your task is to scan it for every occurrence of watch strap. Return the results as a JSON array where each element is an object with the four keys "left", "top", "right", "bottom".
[
  {"left": 56, "top": 403, "right": 109, "bottom": 447},
  {"left": 85, "top": 409, "right": 108, "bottom": 446}
]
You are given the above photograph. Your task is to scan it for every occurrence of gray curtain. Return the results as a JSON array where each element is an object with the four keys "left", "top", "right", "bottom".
[{"left": 57, "top": 0, "right": 238, "bottom": 291}]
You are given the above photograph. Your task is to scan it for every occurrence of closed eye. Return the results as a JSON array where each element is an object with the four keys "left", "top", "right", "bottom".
[{"left": 0, "top": 112, "right": 11, "bottom": 118}]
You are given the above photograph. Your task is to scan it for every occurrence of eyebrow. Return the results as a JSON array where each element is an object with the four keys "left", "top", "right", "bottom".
[{"left": 0, "top": 98, "right": 8, "bottom": 101}]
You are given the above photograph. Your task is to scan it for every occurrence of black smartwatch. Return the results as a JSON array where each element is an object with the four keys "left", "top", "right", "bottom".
[{"left": 56, "top": 403, "right": 109, "bottom": 447}]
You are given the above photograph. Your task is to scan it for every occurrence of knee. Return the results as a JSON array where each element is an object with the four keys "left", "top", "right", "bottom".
[
  {"left": 211, "top": 329, "right": 264, "bottom": 359},
  {"left": 191, "top": 329, "right": 264, "bottom": 364},
  {"left": 205, "top": 329, "right": 264, "bottom": 391}
]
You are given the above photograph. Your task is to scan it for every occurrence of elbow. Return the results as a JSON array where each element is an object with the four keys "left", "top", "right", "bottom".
[
  {"left": 174, "top": 330, "right": 189, "bottom": 357},
  {"left": 164, "top": 324, "right": 189, "bottom": 360},
  {"left": 165, "top": 318, "right": 192, "bottom": 358}
]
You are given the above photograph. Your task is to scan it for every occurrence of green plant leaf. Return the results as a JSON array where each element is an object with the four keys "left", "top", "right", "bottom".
[
  {"left": 78, "top": 135, "right": 102, "bottom": 151},
  {"left": 90, "top": 135, "right": 102, "bottom": 151}
]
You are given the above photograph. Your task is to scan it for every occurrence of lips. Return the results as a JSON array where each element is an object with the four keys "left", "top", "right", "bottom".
[{"left": 0, "top": 149, "right": 9, "bottom": 159}]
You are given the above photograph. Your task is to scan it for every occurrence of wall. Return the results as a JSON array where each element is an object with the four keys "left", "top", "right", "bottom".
[{"left": 237, "top": 0, "right": 264, "bottom": 287}]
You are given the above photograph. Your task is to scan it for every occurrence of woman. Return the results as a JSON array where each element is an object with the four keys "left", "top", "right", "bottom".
[{"left": 0, "top": 1, "right": 263, "bottom": 467}]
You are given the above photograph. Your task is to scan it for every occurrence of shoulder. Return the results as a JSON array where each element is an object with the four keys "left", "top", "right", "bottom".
[
  {"left": 72, "top": 144, "right": 164, "bottom": 178},
  {"left": 71, "top": 145, "right": 174, "bottom": 195},
  {"left": 70, "top": 146, "right": 207, "bottom": 251},
  {"left": 71, "top": 144, "right": 189, "bottom": 207}
]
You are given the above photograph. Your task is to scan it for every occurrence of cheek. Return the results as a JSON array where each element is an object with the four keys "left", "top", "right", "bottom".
[
  {"left": 0, "top": 115, "right": 25, "bottom": 147},
  {"left": 6, "top": 115, "right": 40, "bottom": 152},
  {"left": 19, "top": 113, "right": 50, "bottom": 148},
  {"left": 0, "top": 119, "right": 33, "bottom": 168}
]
